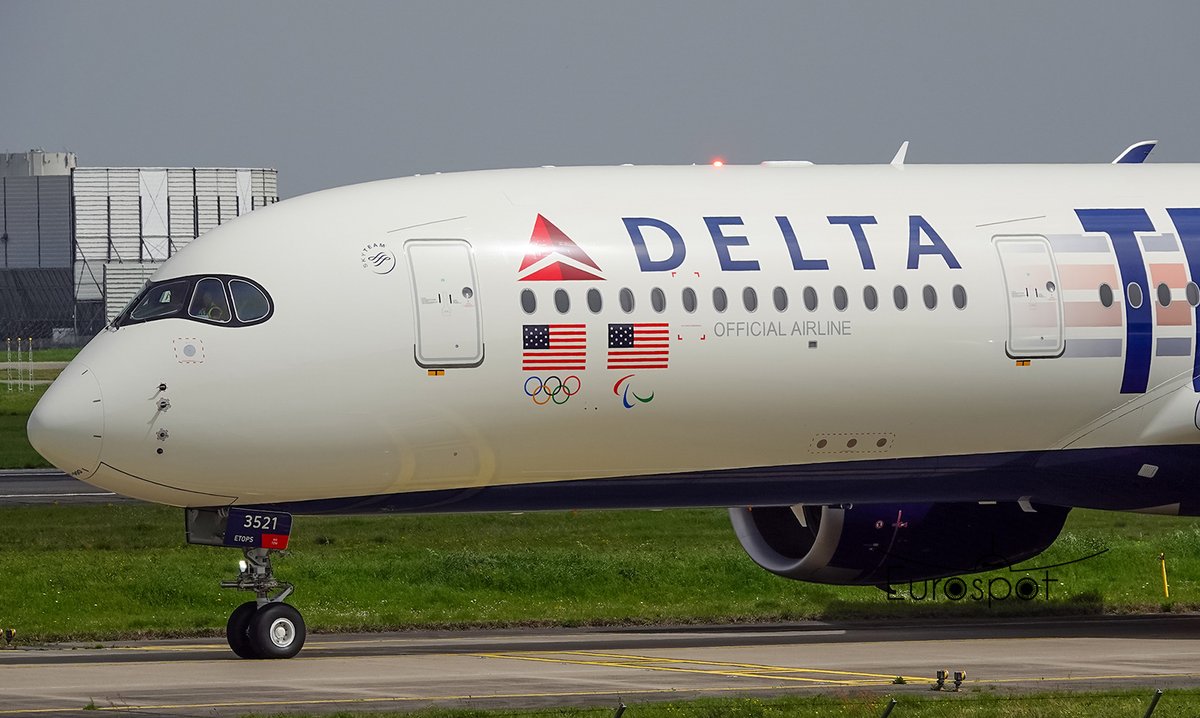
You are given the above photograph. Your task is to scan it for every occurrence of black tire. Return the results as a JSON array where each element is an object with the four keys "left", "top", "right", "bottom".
[
  {"left": 226, "top": 601, "right": 260, "bottom": 659},
  {"left": 248, "top": 603, "right": 306, "bottom": 659}
]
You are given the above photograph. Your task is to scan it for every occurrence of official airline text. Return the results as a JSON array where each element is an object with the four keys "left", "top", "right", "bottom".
[{"left": 713, "top": 320, "right": 852, "bottom": 338}]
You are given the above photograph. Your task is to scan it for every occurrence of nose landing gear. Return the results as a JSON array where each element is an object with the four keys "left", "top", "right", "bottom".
[
  {"left": 222, "top": 547, "right": 306, "bottom": 659},
  {"left": 184, "top": 507, "right": 306, "bottom": 659}
]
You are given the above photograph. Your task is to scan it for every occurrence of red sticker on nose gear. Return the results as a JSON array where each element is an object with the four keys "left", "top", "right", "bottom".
[{"left": 262, "top": 534, "right": 289, "bottom": 550}]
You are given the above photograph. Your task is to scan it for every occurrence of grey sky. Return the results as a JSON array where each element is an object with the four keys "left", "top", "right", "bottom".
[{"left": 4, "top": 1, "right": 1199, "bottom": 198}]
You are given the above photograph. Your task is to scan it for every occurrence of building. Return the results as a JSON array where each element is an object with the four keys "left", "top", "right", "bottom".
[
  {"left": 0, "top": 151, "right": 277, "bottom": 342},
  {"left": 0, "top": 151, "right": 75, "bottom": 342}
]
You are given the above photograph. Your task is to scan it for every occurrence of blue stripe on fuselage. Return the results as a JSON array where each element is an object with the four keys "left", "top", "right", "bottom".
[
  {"left": 1166, "top": 208, "right": 1200, "bottom": 392},
  {"left": 1076, "top": 209, "right": 1154, "bottom": 394},
  {"left": 256, "top": 445, "right": 1200, "bottom": 517}
]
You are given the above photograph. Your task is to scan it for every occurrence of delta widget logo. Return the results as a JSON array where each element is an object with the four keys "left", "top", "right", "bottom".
[{"left": 517, "top": 215, "right": 604, "bottom": 281}]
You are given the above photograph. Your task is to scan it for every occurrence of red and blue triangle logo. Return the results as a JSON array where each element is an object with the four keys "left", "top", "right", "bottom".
[{"left": 518, "top": 215, "right": 604, "bottom": 281}]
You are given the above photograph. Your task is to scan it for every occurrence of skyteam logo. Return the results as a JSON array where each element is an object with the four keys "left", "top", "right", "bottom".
[
  {"left": 360, "top": 242, "right": 396, "bottom": 275},
  {"left": 518, "top": 215, "right": 605, "bottom": 281}
]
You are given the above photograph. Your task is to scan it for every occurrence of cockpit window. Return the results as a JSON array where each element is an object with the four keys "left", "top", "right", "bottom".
[
  {"left": 114, "top": 274, "right": 273, "bottom": 329},
  {"left": 129, "top": 280, "right": 191, "bottom": 321},
  {"left": 189, "top": 278, "right": 232, "bottom": 323},
  {"left": 230, "top": 279, "right": 271, "bottom": 322}
]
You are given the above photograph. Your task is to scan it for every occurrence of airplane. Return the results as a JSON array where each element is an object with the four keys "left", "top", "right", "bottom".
[{"left": 26, "top": 148, "right": 1200, "bottom": 659}]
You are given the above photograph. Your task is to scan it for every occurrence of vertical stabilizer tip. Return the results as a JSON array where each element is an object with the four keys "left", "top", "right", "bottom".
[{"left": 1112, "top": 140, "right": 1158, "bottom": 164}]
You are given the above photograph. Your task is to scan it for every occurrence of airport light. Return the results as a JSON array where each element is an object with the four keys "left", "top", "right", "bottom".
[
  {"left": 1144, "top": 689, "right": 1163, "bottom": 717},
  {"left": 953, "top": 671, "right": 966, "bottom": 690},
  {"left": 932, "top": 669, "right": 947, "bottom": 690}
]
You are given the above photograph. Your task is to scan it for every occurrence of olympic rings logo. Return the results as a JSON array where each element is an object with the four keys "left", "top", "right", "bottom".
[{"left": 524, "top": 375, "right": 582, "bottom": 405}]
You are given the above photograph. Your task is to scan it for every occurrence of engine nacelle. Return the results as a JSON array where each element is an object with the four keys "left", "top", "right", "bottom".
[{"left": 729, "top": 502, "right": 1069, "bottom": 586}]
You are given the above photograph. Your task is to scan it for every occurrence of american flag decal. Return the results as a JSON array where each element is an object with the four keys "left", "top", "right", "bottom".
[
  {"left": 608, "top": 323, "right": 670, "bottom": 369},
  {"left": 523, "top": 324, "right": 586, "bottom": 371}
]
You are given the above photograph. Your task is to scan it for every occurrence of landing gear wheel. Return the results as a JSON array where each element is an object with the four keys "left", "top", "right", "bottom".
[
  {"left": 248, "top": 603, "right": 306, "bottom": 659},
  {"left": 226, "top": 601, "right": 260, "bottom": 659}
]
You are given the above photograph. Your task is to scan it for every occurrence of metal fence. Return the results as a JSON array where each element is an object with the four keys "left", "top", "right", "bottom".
[{"left": 0, "top": 268, "right": 101, "bottom": 345}]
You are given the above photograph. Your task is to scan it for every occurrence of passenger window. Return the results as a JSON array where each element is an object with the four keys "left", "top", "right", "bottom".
[
  {"left": 520, "top": 289, "right": 536, "bottom": 314},
  {"left": 619, "top": 287, "right": 635, "bottom": 313},
  {"left": 129, "top": 279, "right": 191, "bottom": 321},
  {"left": 743, "top": 287, "right": 758, "bottom": 312},
  {"left": 923, "top": 285, "right": 937, "bottom": 310},
  {"left": 1099, "top": 283, "right": 1114, "bottom": 308},
  {"left": 803, "top": 286, "right": 818, "bottom": 311},
  {"left": 1157, "top": 283, "right": 1172, "bottom": 307},
  {"left": 188, "top": 278, "right": 231, "bottom": 323},
  {"left": 863, "top": 285, "right": 878, "bottom": 311},
  {"left": 229, "top": 279, "right": 271, "bottom": 322},
  {"left": 952, "top": 284, "right": 968, "bottom": 310},
  {"left": 1188, "top": 282, "right": 1200, "bottom": 308},
  {"left": 713, "top": 287, "right": 728, "bottom": 313},
  {"left": 833, "top": 286, "right": 848, "bottom": 311},
  {"left": 894, "top": 285, "right": 908, "bottom": 310},
  {"left": 1127, "top": 283, "right": 1143, "bottom": 309},
  {"left": 554, "top": 288, "right": 570, "bottom": 314},
  {"left": 682, "top": 287, "right": 697, "bottom": 313},
  {"left": 587, "top": 288, "right": 603, "bottom": 313},
  {"left": 651, "top": 287, "right": 666, "bottom": 313},
  {"left": 773, "top": 286, "right": 788, "bottom": 312}
]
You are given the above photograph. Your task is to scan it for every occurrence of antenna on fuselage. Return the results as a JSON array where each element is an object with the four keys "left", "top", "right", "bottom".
[{"left": 890, "top": 141, "right": 910, "bottom": 167}]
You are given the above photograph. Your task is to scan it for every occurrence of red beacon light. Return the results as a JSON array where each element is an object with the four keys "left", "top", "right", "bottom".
[{"left": 711, "top": 158, "right": 725, "bottom": 167}]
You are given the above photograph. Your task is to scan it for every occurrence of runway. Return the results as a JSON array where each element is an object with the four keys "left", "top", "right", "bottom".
[
  {"left": 0, "top": 470, "right": 133, "bottom": 505},
  {"left": 1, "top": 616, "right": 1199, "bottom": 716}
]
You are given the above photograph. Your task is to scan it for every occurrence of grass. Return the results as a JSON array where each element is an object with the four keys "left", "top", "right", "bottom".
[
  {"left": 1, "top": 368, "right": 63, "bottom": 381},
  {"left": 0, "top": 384, "right": 47, "bottom": 469},
  {"left": 0, "top": 503, "right": 1196, "bottom": 643},
  {"left": 240, "top": 690, "right": 1200, "bottom": 717},
  {"left": 2, "top": 360, "right": 1199, "bottom": 642},
  {"left": 1, "top": 347, "right": 81, "bottom": 363},
  {"left": 32, "top": 347, "right": 81, "bottom": 362}
]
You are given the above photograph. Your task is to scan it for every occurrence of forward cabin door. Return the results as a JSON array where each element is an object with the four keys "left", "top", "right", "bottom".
[
  {"left": 404, "top": 239, "right": 484, "bottom": 367},
  {"left": 995, "top": 235, "right": 1065, "bottom": 358}
]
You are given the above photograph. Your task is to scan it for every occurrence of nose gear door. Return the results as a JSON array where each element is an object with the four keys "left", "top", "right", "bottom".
[{"left": 404, "top": 239, "right": 484, "bottom": 367}]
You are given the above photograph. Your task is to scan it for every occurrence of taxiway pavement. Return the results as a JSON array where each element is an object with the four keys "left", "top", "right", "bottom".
[
  {"left": 0, "top": 470, "right": 132, "bottom": 505},
  {"left": 1, "top": 616, "right": 1198, "bottom": 716}
]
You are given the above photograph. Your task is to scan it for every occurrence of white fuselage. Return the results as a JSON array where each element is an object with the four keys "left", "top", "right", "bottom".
[{"left": 27, "top": 163, "right": 1200, "bottom": 510}]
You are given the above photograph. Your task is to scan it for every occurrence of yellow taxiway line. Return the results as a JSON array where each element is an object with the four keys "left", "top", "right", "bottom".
[{"left": 475, "top": 650, "right": 930, "bottom": 685}]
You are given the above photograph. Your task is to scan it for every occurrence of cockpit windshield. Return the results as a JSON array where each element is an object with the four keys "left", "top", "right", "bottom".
[
  {"left": 114, "top": 275, "right": 273, "bottom": 329},
  {"left": 188, "top": 278, "right": 232, "bottom": 323},
  {"left": 129, "top": 280, "right": 191, "bottom": 321}
]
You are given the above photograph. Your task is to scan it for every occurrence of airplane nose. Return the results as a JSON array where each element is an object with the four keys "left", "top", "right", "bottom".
[{"left": 27, "top": 364, "right": 104, "bottom": 478}]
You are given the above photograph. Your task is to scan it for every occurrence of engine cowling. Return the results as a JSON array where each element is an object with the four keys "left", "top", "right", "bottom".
[{"left": 730, "top": 502, "right": 1070, "bottom": 586}]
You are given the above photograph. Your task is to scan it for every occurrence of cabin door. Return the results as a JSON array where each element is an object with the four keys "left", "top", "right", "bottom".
[
  {"left": 404, "top": 239, "right": 484, "bottom": 367},
  {"left": 994, "top": 235, "right": 1064, "bottom": 358}
]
